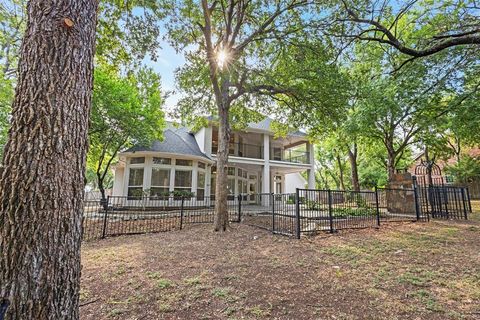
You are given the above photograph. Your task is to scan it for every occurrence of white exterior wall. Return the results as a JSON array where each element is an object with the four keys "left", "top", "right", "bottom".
[
  {"left": 112, "top": 167, "right": 125, "bottom": 196},
  {"left": 284, "top": 172, "right": 307, "bottom": 193},
  {"left": 194, "top": 127, "right": 206, "bottom": 153}
]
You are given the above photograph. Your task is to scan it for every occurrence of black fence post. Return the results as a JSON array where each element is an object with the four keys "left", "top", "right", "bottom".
[
  {"left": 461, "top": 188, "right": 468, "bottom": 220},
  {"left": 466, "top": 187, "right": 472, "bottom": 213},
  {"left": 328, "top": 189, "right": 334, "bottom": 233},
  {"left": 271, "top": 193, "right": 275, "bottom": 234},
  {"left": 295, "top": 188, "right": 301, "bottom": 239},
  {"left": 101, "top": 196, "right": 110, "bottom": 239},
  {"left": 443, "top": 187, "right": 450, "bottom": 219},
  {"left": 413, "top": 183, "right": 421, "bottom": 221},
  {"left": 374, "top": 186, "right": 381, "bottom": 227},
  {"left": 237, "top": 194, "right": 242, "bottom": 222},
  {"left": 180, "top": 196, "right": 185, "bottom": 229}
]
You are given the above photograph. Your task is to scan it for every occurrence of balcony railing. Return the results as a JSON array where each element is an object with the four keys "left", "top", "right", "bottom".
[
  {"left": 212, "top": 141, "right": 310, "bottom": 164},
  {"left": 212, "top": 141, "right": 264, "bottom": 159},
  {"left": 271, "top": 149, "right": 310, "bottom": 164}
]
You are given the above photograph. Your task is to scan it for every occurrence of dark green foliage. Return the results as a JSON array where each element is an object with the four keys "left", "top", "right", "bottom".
[{"left": 445, "top": 156, "right": 480, "bottom": 183}]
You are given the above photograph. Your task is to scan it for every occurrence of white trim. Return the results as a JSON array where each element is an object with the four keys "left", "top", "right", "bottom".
[{"left": 119, "top": 151, "right": 214, "bottom": 164}]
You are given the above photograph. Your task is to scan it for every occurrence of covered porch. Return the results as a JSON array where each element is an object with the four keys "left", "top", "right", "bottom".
[{"left": 210, "top": 161, "right": 312, "bottom": 205}]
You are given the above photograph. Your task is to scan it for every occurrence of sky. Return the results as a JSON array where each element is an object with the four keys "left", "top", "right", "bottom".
[{"left": 143, "top": 38, "right": 185, "bottom": 113}]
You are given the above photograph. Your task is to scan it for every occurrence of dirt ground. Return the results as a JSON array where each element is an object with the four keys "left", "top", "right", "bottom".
[{"left": 80, "top": 203, "right": 480, "bottom": 320}]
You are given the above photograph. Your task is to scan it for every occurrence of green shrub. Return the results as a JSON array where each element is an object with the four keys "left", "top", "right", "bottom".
[{"left": 331, "top": 207, "right": 377, "bottom": 217}]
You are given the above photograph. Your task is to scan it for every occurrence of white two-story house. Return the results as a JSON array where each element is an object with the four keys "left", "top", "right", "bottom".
[{"left": 111, "top": 117, "right": 315, "bottom": 202}]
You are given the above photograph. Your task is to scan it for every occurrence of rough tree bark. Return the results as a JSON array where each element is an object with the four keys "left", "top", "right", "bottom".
[
  {"left": 0, "top": 1, "right": 98, "bottom": 319},
  {"left": 386, "top": 148, "right": 397, "bottom": 181},
  {"left": 214, "top": 86, "right": 231, "bottom": 231}
]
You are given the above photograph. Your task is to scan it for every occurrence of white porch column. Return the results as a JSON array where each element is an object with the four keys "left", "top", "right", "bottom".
[
  {"left": 192, "top": 161, "right": 198, "bottom": 194},
  {"left": 262, "top": 134, "right": 270, "bottom": 205},
  {"left": 307, "top": 142, "right": 315, "bottom": 189},
  {"left": 205, "top": 165, "right": 212, "bottom": 198}
]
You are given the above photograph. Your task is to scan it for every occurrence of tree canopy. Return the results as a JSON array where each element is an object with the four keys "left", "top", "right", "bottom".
[{"left": 88, "top": 65, "right": 165, "bottom": 200}]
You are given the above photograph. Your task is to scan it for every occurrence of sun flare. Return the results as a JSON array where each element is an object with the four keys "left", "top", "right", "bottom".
[{"left": 216, "top": 49, "right": 229, "bottom": 69}]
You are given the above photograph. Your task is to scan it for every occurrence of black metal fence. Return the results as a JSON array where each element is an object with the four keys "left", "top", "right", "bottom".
[
  {"left": 83, "top": 185, "right": 471, "bottom": 241},
  {"left": 242, "top": 186, "right": 470, "bottom": 238},
  {"left": 83, "top": 196, "right": 240, "bottom": 241},
  {"left": 240, "top": 193, "right": 297, "bottom": 236},
  {"left": 417, "top": 186, "right": 471, "bottom": 219}
]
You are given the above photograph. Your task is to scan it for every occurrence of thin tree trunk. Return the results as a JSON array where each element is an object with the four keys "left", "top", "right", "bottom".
[
  {"left": 348, "top": 143, "right": 360, "bottom": 191},
  {"left": 424, "top": 146, "right": 433, "bottom": 185},
  {"left": 336, "top": 154, "right": 346, "bottom": 190},
  {"left": 96, "top": 171, "right": 107, "bottom": 209},
  {"left": 0, "top": 1, "right": 97, "bottom": 319}
]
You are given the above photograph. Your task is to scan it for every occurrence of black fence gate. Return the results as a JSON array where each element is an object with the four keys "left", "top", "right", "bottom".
[{"left": 417, "top": 185, "right": 471, "bottom": 219}]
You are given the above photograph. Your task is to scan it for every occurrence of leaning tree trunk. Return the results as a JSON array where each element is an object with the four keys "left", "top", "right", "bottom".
[
  {"left": 214, "top": 81, "right": 231, "bottom": 232},
  {"left": 0, "top": 1, "right": 97, "bottom": 319}
]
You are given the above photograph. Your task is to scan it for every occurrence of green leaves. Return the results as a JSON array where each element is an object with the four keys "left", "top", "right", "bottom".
[
  {"left": 445, "top": 156, "right": 480, "bottom": 183},
  {"left": 87, "top": 64, "right": 165, "bottom": 191}
]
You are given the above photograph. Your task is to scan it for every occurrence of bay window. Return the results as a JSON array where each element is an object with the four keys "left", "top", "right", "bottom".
[
  {"left": 174, "top": 170, "right": 192, "bottom": 193},
  {"left": 197, "top": 171, "right": 205, "bottom": 200},
  {"left": 150, "top": 168, "right": 170, "bottom": 198},
  {"left": 128, "top": 168, "right": 144, "bottom": 198}
]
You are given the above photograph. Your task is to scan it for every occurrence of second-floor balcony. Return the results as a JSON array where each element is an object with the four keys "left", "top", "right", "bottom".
[{"left": 212, "top": 141, "right": 310, "bottom": 164}]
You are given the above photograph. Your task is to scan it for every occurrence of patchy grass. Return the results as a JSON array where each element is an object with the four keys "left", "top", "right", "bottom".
[
  {"left": 81, "top": 212, "right": 480, "bottom": 319},
  {"left": 470, "top": 200, "right": 480, "bottom": 222}
]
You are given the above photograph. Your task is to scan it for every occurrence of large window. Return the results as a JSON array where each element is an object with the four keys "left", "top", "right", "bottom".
[
  {"left": 128, "top": 168, "right": 144, "bottom": 197},
  {"left": 210, "top": 176, "right": 216, "bottom": 198},
  {"left": 150, "top": 168, "right": 170, "bottom": 197},
  {"left": 197, "top": 171, "right": 205, "bottom": 200},
  {"left": 174, "top": 170, "right": 192, "bottom": 193},
  {"left": 273, "top": 148, "right": 282, "bottom": 161},
  {"left": 227, "top": 178, "right": 235, "bottom": 200}
]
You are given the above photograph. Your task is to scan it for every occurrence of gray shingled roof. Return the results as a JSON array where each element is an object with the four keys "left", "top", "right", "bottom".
[{"left": 123, "top": 127, "right": 211, "bottom": 160}]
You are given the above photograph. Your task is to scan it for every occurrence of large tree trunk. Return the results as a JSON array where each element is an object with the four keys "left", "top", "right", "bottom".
[
  {"left": 387, "top": 151, "right": 396, "bottom": 182},
  {"left": 348, "top": 143, "right": 360, "bottom": 191},
  {"left": 0, "top": 1, "right": 97, "bottom": 319},
  {"left": 214, "top": 80, "right": 231, "bottom": 231}
]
